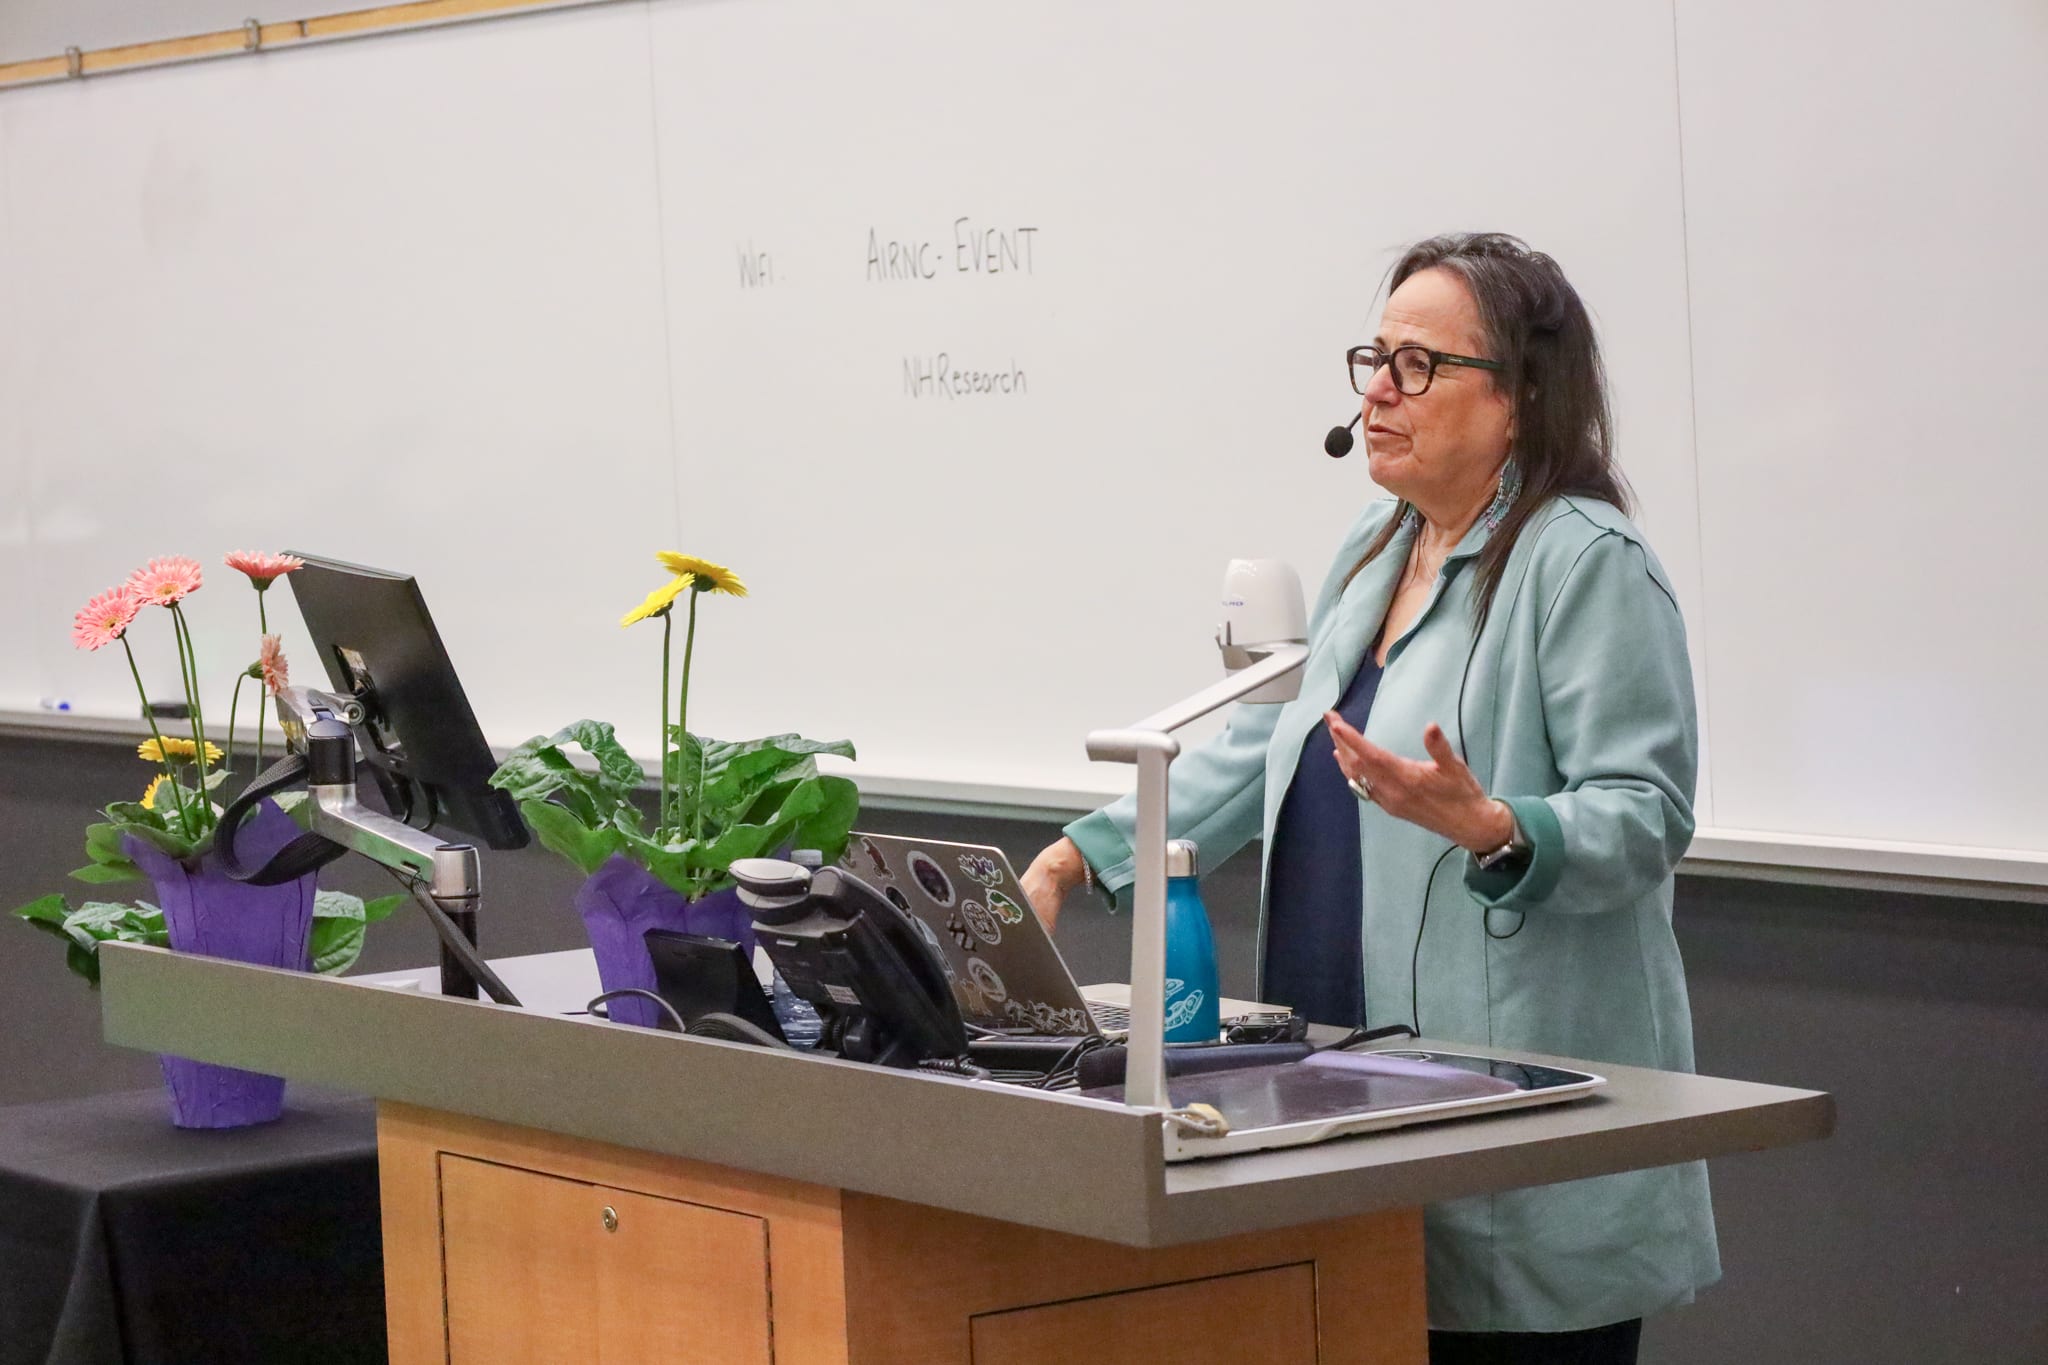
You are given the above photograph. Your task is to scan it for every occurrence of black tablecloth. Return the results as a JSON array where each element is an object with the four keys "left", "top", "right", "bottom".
[{"left": 0, "top": 1086, "right": 385, "bottom": 1365}]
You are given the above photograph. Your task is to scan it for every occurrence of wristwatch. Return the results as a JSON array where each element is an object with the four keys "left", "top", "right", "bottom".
[{"left": 1473, "top": 804, "right": 1532, "bottom": 871}]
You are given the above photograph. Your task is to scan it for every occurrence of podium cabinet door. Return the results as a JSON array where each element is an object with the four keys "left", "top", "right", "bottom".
[
  {"left": 594, "top": 1188, "right": 773, "bottom": 1365},
  {"left": 438, "top": 1153, "right": 774, "bottom": 1365},
  {"left": 441, "top": 1156, "right": 601, "bottom": 1364}
]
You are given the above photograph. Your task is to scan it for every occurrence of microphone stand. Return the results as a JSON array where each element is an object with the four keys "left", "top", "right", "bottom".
[{"left": 1085, "top": 638, "right": 1308, "bottom": 1111}]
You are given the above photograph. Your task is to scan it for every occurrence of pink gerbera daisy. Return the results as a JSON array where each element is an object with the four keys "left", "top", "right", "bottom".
[
  {"left": 258, "top": 634, "right": 289, "bottom": 697},
  {"left": 223, "top": 551, "right": 305, "bottom": 589},
  {"left": 125, "top": 556, "right": 205, "bottom": 607},
  {"left": 72, "top": 587, "right": 141, "bottom": 652}
]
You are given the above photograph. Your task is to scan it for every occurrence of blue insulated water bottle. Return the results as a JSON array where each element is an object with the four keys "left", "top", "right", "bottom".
[{"left": 1161, "top": 839, "right": 1221, "bottom": 1043}]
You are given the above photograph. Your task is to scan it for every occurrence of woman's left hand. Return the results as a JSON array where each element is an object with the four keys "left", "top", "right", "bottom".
[{"left": 1326, "top": 713, "right": 1515, "bottom": 854}]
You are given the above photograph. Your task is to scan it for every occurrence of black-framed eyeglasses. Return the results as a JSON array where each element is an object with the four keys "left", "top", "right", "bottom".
[{"left": 1348, "top": 344, "right": 1504, "bottom": 397}]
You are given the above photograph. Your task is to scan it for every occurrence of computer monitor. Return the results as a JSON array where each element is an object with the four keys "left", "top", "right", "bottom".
[{"left": 284, "top": 553, "right": 526, "bottom": 851}]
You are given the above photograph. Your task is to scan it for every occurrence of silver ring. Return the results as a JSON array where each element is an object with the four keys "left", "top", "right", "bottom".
[{"left": 1348, "top": 776, "right": 1374, "bottom": 804}]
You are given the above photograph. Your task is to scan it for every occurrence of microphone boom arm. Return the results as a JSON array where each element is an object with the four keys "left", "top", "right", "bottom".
[{"left": 1085, "top": 642, "right": 1309, "bottom": 1111}]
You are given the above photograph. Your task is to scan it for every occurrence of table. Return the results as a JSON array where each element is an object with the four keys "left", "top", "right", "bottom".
[{"left": 0, "top": 1086, "right": 386, "bottom": 1365}]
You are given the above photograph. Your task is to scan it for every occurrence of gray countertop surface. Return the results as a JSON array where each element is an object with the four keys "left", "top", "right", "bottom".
[{"left": 99, "top": 943, "right": 1833, "bottom": 1247}]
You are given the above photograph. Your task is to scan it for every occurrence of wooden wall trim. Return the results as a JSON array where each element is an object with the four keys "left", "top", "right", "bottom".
[{"left": 0, "top": 0, "right": 618, "bottom": 90}]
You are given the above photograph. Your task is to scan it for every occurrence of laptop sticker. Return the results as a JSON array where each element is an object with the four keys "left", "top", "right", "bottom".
[
  {"left": 957, "top": 852, "right": 1004, "bottom": 888},
  {"left": 883, "top": 884, "right": 913, "bottom": 914},
  {"left": 967, "top": 957, "right": 1008, "bottom": 1003},
  {"left": 984, "top": 889, "right": 1025, "bottom": 926},
  {"left": 853, "top": 836, "right": 895, "bottom": 881},
  {"left": 1003, "top": 999, "right": 1089, "bottom": 1034},
  {"left": 905, "top": 851, "right": 956, "bottom": 905},
  {"left": 945, "top": 910, "right": 977, "bottom": 953},
  {"left": 961, "top": 900, "right": 1002, "bottom": 946}
]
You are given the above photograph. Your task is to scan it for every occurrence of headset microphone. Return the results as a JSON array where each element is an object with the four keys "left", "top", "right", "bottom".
[{"left": 1324, "top": 412, "right": 1362, "bottom": 458}]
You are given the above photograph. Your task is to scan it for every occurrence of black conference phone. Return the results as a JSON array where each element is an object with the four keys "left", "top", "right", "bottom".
[{"left": 730, "top": 855, "right": 969, "bottom": 1069}]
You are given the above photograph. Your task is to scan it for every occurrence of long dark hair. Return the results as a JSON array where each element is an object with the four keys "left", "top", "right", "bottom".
[{"left": 1347, "top": 232, "right": 1631, "bottom": 633}]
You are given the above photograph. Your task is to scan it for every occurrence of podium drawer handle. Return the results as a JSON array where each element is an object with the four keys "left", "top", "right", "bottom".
[{"left": 601, "top": 1205, "right": 619, "bottom": 1233}]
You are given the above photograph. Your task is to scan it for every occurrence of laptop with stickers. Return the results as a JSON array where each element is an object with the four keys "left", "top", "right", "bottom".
[{"left": 838, "top": 832, "right": 1275, "bottom": 1038}]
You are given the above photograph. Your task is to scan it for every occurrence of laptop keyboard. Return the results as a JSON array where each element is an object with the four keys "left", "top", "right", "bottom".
[{"left": 1087, "top": 1000, "right": 1131, "bottom": 1031}]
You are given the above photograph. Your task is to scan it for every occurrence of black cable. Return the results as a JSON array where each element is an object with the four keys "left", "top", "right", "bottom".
[
  {"left": 686, "top": 1011, "right": 792, "bottom": 1049},
  {"left": 587, "top": 987, "right": 687, "bottom": 1033},
  {"left": 1036, "top": 1035, "right": 1106, "bottom": 1088},
  {"left": 1399, "top": 601, "right": 1531, "bottom": 1041},
  {"left": 1315, "top": 1022, "right": 1419, "bottom": 1054},
  {"left": 381, "top": 865, "right": 523, "bottom": 1008},
  {"left": 916, "top": 1055, "right": 992, "bottom": 1081},
  {"left": 1484, "top": 910, "right": 1529, "bottom": 940},
  {"left": 1409, "top": 841, "right": 1463, "bottom": 1038}
]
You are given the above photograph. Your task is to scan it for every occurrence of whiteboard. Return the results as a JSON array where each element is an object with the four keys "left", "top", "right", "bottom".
[
  {"left": 1676, "top": 0, "right": 2048, "bottom": 855},
  {"left": 0, "top": 6, "right": 677, "bottom": 757},
  {"left": 0, "top": 111, "right": 32, "bottom": 714},
  {"left": 0, "top": 0, "right": 2044, "bottom": 882},
  {"left": 646, "top": 0, "right": 1705, "bottom": 806}
]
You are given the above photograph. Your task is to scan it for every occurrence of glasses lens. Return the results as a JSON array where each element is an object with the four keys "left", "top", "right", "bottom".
[
  {"left": 1392, "top": 346, "right": 1434, "bottom": 395},
  {"left": 1349, "top": 347, "right": 1379, "bottom": 396}
]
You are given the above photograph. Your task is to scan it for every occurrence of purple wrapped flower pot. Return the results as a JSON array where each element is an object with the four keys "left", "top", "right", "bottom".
[
  {"left": 123, "top": 799, "right": 318, "bottom": 1130},
  {"left": 577, "top": 855, "right": 755, "bottom": 1028}
]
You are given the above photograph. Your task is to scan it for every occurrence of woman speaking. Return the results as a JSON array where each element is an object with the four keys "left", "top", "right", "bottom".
[{"left": 1023, "top": 233, "right": 1717, "bottom": 1364}]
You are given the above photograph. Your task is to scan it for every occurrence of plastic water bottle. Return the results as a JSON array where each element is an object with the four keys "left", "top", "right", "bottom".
[
  {"left": 1161, "top": 839, "right": 1221, "bottom": 1043},
  {"left": 769, "top": 968, "right": 824, "bottom": 1047},
  {"left": 768, "top": 850, "right": 826, "bottom": 1047}
]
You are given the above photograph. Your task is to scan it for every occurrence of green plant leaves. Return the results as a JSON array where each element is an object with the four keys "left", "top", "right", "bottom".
[
  {"left": 632, "top": 836, "right": 715, "bottom": 898},
  {"left": 14, "top": 894, "right": 72, "bottom": 941},
  {"left": 500, "top": 716, "right": 859, "bottom": 899},
  {"left": 788, "top": 774, "right": 860, "bottom": 861},
  {"left": 664, "top": 732, "right": 706, "bottom": 833},
  {"left": 693, "top": 734, "right": 856, "bottom": 812},
  {"left": 492, "top": 722, "right": 644, "bottom": 803},
  {"left": 69, "top": 862, "right": 143, "bottom": 885},
  {"left": 103, "top": 802, "right": 165, "bottom": 831},
  {"left": 83, "top": 822, "right": 135, "bottom": 867},
  {"left": 519, "top": 798, "right": 624, "bottom": 875},
  {"left": 12, "top": 897, "right": 169, "bottom": 987},
  {"left": 309, "top": 917, "right": 365, "bottom": 977},
  {"left": 310, "top": 891, "right": 366, "bottom": 975},
  {"left": 559, "top": 720, "right": 646, "bottom": 800},
  {"left": 307, "top": 890, "right": 402, "bottom": 975},
  {"left": 81, "top": 799, "right": 204, "bottom": 877}
]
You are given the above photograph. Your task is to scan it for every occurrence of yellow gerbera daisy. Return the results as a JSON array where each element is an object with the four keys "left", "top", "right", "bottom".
[
  {"left": 141, "top": 774, "right": 170, "bottom": 810},
  {"left": 655, "top": 553, "right": 748, "bottom": 597},
  {"left": 620, "top": 575, "right": 693, "bottom": 628},
  {"left": 137, "top": 736, "right": 223, "bottom": 764}
]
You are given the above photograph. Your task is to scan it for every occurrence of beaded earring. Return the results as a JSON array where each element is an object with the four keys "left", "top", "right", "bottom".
[{"left": 1483, "top": 458, "right": 1523, "bottom": 532}]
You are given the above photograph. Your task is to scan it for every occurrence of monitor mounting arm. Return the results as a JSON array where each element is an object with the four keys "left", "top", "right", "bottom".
[{"left": 219, "top": 685, "right": 520, "bottom": 1006}]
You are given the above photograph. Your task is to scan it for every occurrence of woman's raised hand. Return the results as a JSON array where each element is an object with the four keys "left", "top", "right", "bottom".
[
  {"left": 1326, "top": 714, "right": 1515, "bottom": 855},
  {"left": 1020, "top": 837, "right": 1087, "bottom": 934}
]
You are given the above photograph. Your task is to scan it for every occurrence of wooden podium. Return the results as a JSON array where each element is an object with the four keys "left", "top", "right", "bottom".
[
  {"left": 97, "top": 945, "right": 1832, "bottom": 1365},
  {"left": 382, "top": 1103, "right": 1422, "bottom": 1364}
]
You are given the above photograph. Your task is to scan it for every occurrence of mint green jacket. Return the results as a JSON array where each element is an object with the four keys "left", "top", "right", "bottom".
[{"left": 1067, "top": 495, "right": 1720, "bottom": 1333}]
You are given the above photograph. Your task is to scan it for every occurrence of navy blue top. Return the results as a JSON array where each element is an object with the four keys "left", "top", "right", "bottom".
[{"left": 1262, "top": 645, "right": 1385, "bottom": 1027}]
